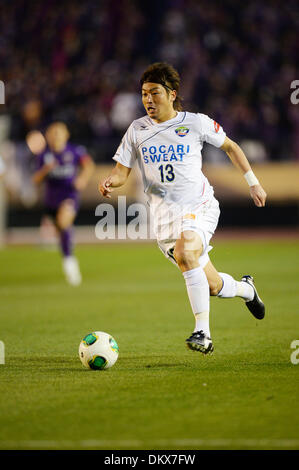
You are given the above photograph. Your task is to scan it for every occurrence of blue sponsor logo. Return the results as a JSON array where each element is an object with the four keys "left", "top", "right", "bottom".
[{"left": 141, "top": 144, "right": 190, "bottom": 164}]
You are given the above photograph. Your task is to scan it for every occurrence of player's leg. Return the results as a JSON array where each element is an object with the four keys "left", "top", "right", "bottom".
[
  {"left": 203, "top": 259, "right": 265, "bottom": 319},
  {"left": 174, "top": 230, "right": 213, "bottom": 354},
  {"left": 56, "top": 198, "right": 77, "bottom": 231},
  {"left": 55, "top": 199, "right": 82, "bottom": 286}
]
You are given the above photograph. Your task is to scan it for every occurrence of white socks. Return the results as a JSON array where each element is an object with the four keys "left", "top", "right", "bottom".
[
  {"left": 217, "top": 272, "right": 254, "bottom": 301},
  {"left": 183, "top": 266, "right": 210, "bottom": 336},
  {"left": 182, "top": 269, "right": 255, "bottom": 337},
  {"left": 63, "top": 256, "right": 82, "bottom": 286}
]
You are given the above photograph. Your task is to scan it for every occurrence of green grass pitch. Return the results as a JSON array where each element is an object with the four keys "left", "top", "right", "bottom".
[{"left": 0, "top": 239, "right": 298, "bottom": 450}]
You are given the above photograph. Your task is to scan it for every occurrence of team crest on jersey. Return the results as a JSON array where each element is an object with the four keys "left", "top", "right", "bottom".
[{"left": 175, "top": 126, "right": 189, "bottom": 137}]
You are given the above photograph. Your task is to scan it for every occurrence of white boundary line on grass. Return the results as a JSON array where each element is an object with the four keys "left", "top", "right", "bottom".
[{"left": 0, "top": 438, "right": 299, "bottom": 449}]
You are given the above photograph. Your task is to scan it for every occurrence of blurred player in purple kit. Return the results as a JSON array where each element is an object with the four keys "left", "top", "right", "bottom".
[{"left": 28, "top": 122, "right": 94, "bottom": 285}]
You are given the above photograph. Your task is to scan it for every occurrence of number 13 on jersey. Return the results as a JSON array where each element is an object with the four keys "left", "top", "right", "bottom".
[{"left": 158, "top": 164, "right": 175, "bottom": 182}]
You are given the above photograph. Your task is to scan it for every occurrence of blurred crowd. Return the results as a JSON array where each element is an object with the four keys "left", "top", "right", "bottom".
[{"left": 0, "top": 0, "right": 299, "bottom": 165}]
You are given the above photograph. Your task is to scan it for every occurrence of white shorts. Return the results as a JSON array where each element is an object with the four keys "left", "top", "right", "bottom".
[{"left": 156, "top": 197, "right": 220, "bottom": 268}]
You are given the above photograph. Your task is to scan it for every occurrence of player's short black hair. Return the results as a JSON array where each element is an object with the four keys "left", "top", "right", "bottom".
[{"left": 140, "top": 62, "right": 183, "bottom": 111}]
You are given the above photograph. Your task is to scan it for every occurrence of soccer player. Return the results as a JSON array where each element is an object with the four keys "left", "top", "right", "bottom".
[
  {"left": 29, "top": 122, "right": 94, "bottom": 285},
  {"left": 99, "top": 62, "right": 267, "bottom": 354}
]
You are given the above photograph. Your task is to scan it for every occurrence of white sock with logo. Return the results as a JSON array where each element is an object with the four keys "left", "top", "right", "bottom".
[
  {"left": 183, "top": 266, "right": 210, "bottom": 336},
  {"left": 217, "top": 272, "right": 254, "bottom": 301}
]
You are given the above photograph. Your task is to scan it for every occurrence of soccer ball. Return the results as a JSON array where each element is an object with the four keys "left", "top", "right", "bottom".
[{"left": 79, "top": 331, "right": 119, "bottom": 370}]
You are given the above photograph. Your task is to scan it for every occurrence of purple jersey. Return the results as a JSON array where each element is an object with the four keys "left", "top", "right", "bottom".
[{"left": 37, "top": 143, "right": 88, "bottom": 209}]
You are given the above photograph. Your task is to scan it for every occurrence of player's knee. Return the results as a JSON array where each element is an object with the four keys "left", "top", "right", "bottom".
[
  {"left": 56, "top": 204, "right": 75, "bottom": 230},
  {"left": 56, "top": 215, "right": 69, "bottom": 231},
  {"left": 56, "top": 214, "right": 74, "bottom": 231},
  {"left": 174, "top": 248, "right": 200, "bottom": 270}
]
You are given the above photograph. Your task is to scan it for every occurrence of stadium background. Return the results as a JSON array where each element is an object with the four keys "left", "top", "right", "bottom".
[{"left": 0, "top": 0, "right": 298, "bottom": 242}]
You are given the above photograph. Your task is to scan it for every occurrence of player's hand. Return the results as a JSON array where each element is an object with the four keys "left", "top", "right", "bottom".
[
  {"left": 99, "top": 176, "right": 114, "bottom": 198},
  {"left": 43, "top": 159, "right": 57, "bottom": 173},
  {"left": 250, "top": 184, "right": 267, "bottom": 207}
]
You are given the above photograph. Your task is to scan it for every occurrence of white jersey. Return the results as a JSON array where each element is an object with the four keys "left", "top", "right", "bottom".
[{"left": 113, "top": 111, "right": 226, "bottom": 224}]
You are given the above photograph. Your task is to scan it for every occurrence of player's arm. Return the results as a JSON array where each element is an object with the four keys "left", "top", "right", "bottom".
[
  {"left": 32, "top": 158, "right": 57, "bottom": 184},
  {"left": 99, "top": 162, "right": 131, "bottom": 198},
  {"left": 74, "top": 155, "right": 95, "bottom": 191},
  {"left": 221, "top": 136, "right": 267, "bottom": 207},
  {"left": 32, "top": 151, "right": 57, "bottom": 184},
  {"left": 32, "top": 167, "right": 49, "bottom": 185}
]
